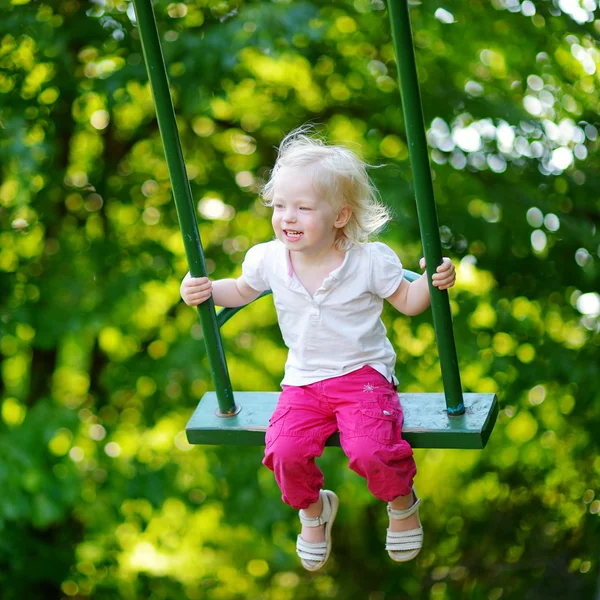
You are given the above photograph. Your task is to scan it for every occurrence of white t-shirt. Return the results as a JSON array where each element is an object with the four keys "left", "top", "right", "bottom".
[{"left": 242, "top": 240, "right": 404, "bottom": 387}]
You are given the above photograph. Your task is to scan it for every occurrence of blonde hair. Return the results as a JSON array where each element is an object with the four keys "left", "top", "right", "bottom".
[{"left": 261, "top": 128, "right": 392, "bottom": 250}]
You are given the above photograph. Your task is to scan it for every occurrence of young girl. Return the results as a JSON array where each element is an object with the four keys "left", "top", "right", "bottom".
[{"left": 180, "top": 130, "right": 456, "bottom": 571}]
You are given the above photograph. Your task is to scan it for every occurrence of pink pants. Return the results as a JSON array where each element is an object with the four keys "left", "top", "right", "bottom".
[{"left": 262, "top": 366, "right": 416, "bottom": 510}]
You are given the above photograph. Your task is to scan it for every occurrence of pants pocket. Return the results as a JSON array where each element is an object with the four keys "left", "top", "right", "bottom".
[
  {"left": 359, "top": 396, "right": 401, "bottom": 444},
  {"left": 265, "top": 405, "right": 291, "bottom": 449}
]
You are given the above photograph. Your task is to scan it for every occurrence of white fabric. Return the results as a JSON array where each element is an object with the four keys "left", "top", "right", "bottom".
[{"left": 241, "top": 239, "right": 404, "bottom": 387}]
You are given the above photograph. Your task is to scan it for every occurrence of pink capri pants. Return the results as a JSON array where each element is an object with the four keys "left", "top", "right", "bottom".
[{"left": 263, "top": 366, "right": 417, "bottom": 510}]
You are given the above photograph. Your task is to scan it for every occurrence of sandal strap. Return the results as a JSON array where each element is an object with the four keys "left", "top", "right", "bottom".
[
  {"left": 299, "top": 512, "right": 325, "bottom": 527},
  {"left": 299, "top": 491, "right": 332, "bottom": 527},
  {"left": 296, "top": 536, "right": 328, "bottom": 561},
  {"left": 387, "top": 496, "right": 420, "bottom": 521},
  {"left": 386, "top": 527, "right": 423, "bottom": 551}
]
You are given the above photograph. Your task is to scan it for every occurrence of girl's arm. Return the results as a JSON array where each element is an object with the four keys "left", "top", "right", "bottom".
[
  {"left": 386, "top": 257, "right": 455, "bottom": 316},
  {"left": 180, "top": 274, "right": 262, "bottom": 308}
]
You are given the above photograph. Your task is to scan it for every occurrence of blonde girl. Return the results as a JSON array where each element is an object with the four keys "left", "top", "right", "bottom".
[{"left": 181, "top": 129, "right": 456, "bottom": 570}]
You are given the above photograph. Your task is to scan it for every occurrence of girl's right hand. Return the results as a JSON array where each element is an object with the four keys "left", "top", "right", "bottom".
[{"left": 180, "top": 273, "right": 213, "bottom": 306}]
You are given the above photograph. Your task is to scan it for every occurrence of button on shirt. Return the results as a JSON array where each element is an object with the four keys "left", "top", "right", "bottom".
[{"left": 242, "top": 240, "right": 404, "bottom": 387}]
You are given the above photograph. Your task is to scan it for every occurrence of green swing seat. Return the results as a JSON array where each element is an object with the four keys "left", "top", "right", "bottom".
[
  {"left": 131, "top": 0, "right": 499, "bottom": 450},
  {"left": 186, "top": 390, "right": 498, "bottom": 449}
]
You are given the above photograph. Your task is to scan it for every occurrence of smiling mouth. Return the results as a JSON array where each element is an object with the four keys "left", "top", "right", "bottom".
[{"left": 284, "top": 230, "right": 303, "bottom": 238}]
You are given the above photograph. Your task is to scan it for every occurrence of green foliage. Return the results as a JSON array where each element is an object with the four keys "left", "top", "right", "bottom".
[{"left": 1, "top": 0, "right": 599, "bottom": 598}]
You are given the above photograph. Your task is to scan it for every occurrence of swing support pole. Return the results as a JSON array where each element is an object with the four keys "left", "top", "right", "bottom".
[
  {"left": 132, "top": 0, "right": 238, "bottom": 416},
  {"left": 387, "top": 0, "right": 465, "bottom": 415}
]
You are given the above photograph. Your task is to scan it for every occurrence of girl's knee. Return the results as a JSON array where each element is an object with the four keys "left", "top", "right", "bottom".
[
  {"left": 344, "top": 438, "right": 414, "bottom": 472},
  {"left": 264, "top": 435, "right": 323, "bottom": 469},
  {"left": 265, "top": 435, "right": 302, "bottom": 465},
  {"left": 343, "top": 438, "right": 377, "bottom": 465}
]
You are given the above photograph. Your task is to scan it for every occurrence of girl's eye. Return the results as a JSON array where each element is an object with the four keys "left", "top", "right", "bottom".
[
  {"left": 274, "top": 204, "right": 284, "bottom": 209},
  {"left": 299, "top": 207, "right": 312, "bottom": 211}
]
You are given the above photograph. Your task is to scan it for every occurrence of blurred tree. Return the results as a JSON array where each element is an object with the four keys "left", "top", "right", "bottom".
[{"left": 0, "top": 0, "right": 599, "bottom": 598}]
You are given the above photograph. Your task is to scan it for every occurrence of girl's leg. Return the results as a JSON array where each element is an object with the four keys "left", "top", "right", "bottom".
[
  {"left": 262, "top": 383, "right": 337, "bottom": 510},
  {"left": 323, "top": 367, "right": 417, "bottom": 503},
  {"left": 264, "top": 431, "right": 332, "bottom": 543},
  {"left": 263, "top": 385, "right": 338, "bottom": 550},
  {"left": 340, "top": 427, "right": 417, "bottom": 516},
  {"left": 263, "top": 433, "right": 327, "bottom": 509},
  {"left": 325, "top": 367, "right": 421, "bottom": 557}
]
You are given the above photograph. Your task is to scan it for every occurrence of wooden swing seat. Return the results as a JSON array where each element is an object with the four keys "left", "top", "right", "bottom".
[{"left": 186, "top": 391, "right": 498, "bottom": 449}]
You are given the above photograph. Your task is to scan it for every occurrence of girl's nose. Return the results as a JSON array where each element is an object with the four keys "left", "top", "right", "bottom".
[{"left": 283, "top": 210, "right": 296, "bottom": 223}]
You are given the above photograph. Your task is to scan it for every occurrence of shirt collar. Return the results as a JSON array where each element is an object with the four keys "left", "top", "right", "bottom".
[{"left": 285, "top": 244, "right": 356, "bottom": 280}]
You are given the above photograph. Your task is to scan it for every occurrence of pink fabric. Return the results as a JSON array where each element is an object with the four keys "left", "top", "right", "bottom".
[{"left": 262, "top": 366, "right": 416, "bottom": 509}]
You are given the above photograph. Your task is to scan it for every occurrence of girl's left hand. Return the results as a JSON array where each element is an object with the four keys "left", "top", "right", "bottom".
[{"left": 419, "top": 257, "right": 456, "bottom": 290}]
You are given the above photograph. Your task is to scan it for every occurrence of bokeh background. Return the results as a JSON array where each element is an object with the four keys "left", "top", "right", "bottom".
[{"left": 1, "top": 0, "right": 599, "bottom": 598}]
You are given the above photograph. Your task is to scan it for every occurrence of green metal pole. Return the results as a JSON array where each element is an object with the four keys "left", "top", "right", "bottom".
[
  {"left": 387, "top": 0, "right": 464, "bottom": 415},
  {"left": 132, "top": 0, "right": 238, "bottom": 416}
]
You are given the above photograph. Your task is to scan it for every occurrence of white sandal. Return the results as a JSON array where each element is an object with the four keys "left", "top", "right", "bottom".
[
  {"left": 296, "top": 489, "right": 339, "bottom": 571},
  {"left": 386, "top": 488, "right": 423, "bottom": 562}
]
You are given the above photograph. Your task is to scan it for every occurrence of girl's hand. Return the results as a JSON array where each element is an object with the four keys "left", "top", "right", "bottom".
[
  {"left": 419, "top": 257, "right": 456, "bottom": 290},
  {"left": 180, "top": 273, "right": 213, "bottom": 306}
]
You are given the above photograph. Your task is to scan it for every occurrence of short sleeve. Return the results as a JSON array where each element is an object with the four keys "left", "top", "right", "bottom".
[
  {"left": 241, "top": 243, "right": 271, "bottom": 292},
  {"left": 369, "top": 242, "right": 404, "bottom": 298}
]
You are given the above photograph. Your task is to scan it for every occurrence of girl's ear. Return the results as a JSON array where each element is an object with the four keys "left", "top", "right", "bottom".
[{"left": 335, "top": 206, "right": 352, "bottom": 228}]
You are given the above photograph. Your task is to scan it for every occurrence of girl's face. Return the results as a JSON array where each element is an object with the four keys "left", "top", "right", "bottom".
[{"left": 271, "top": 167, "right": 350, "bottom": 257}]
